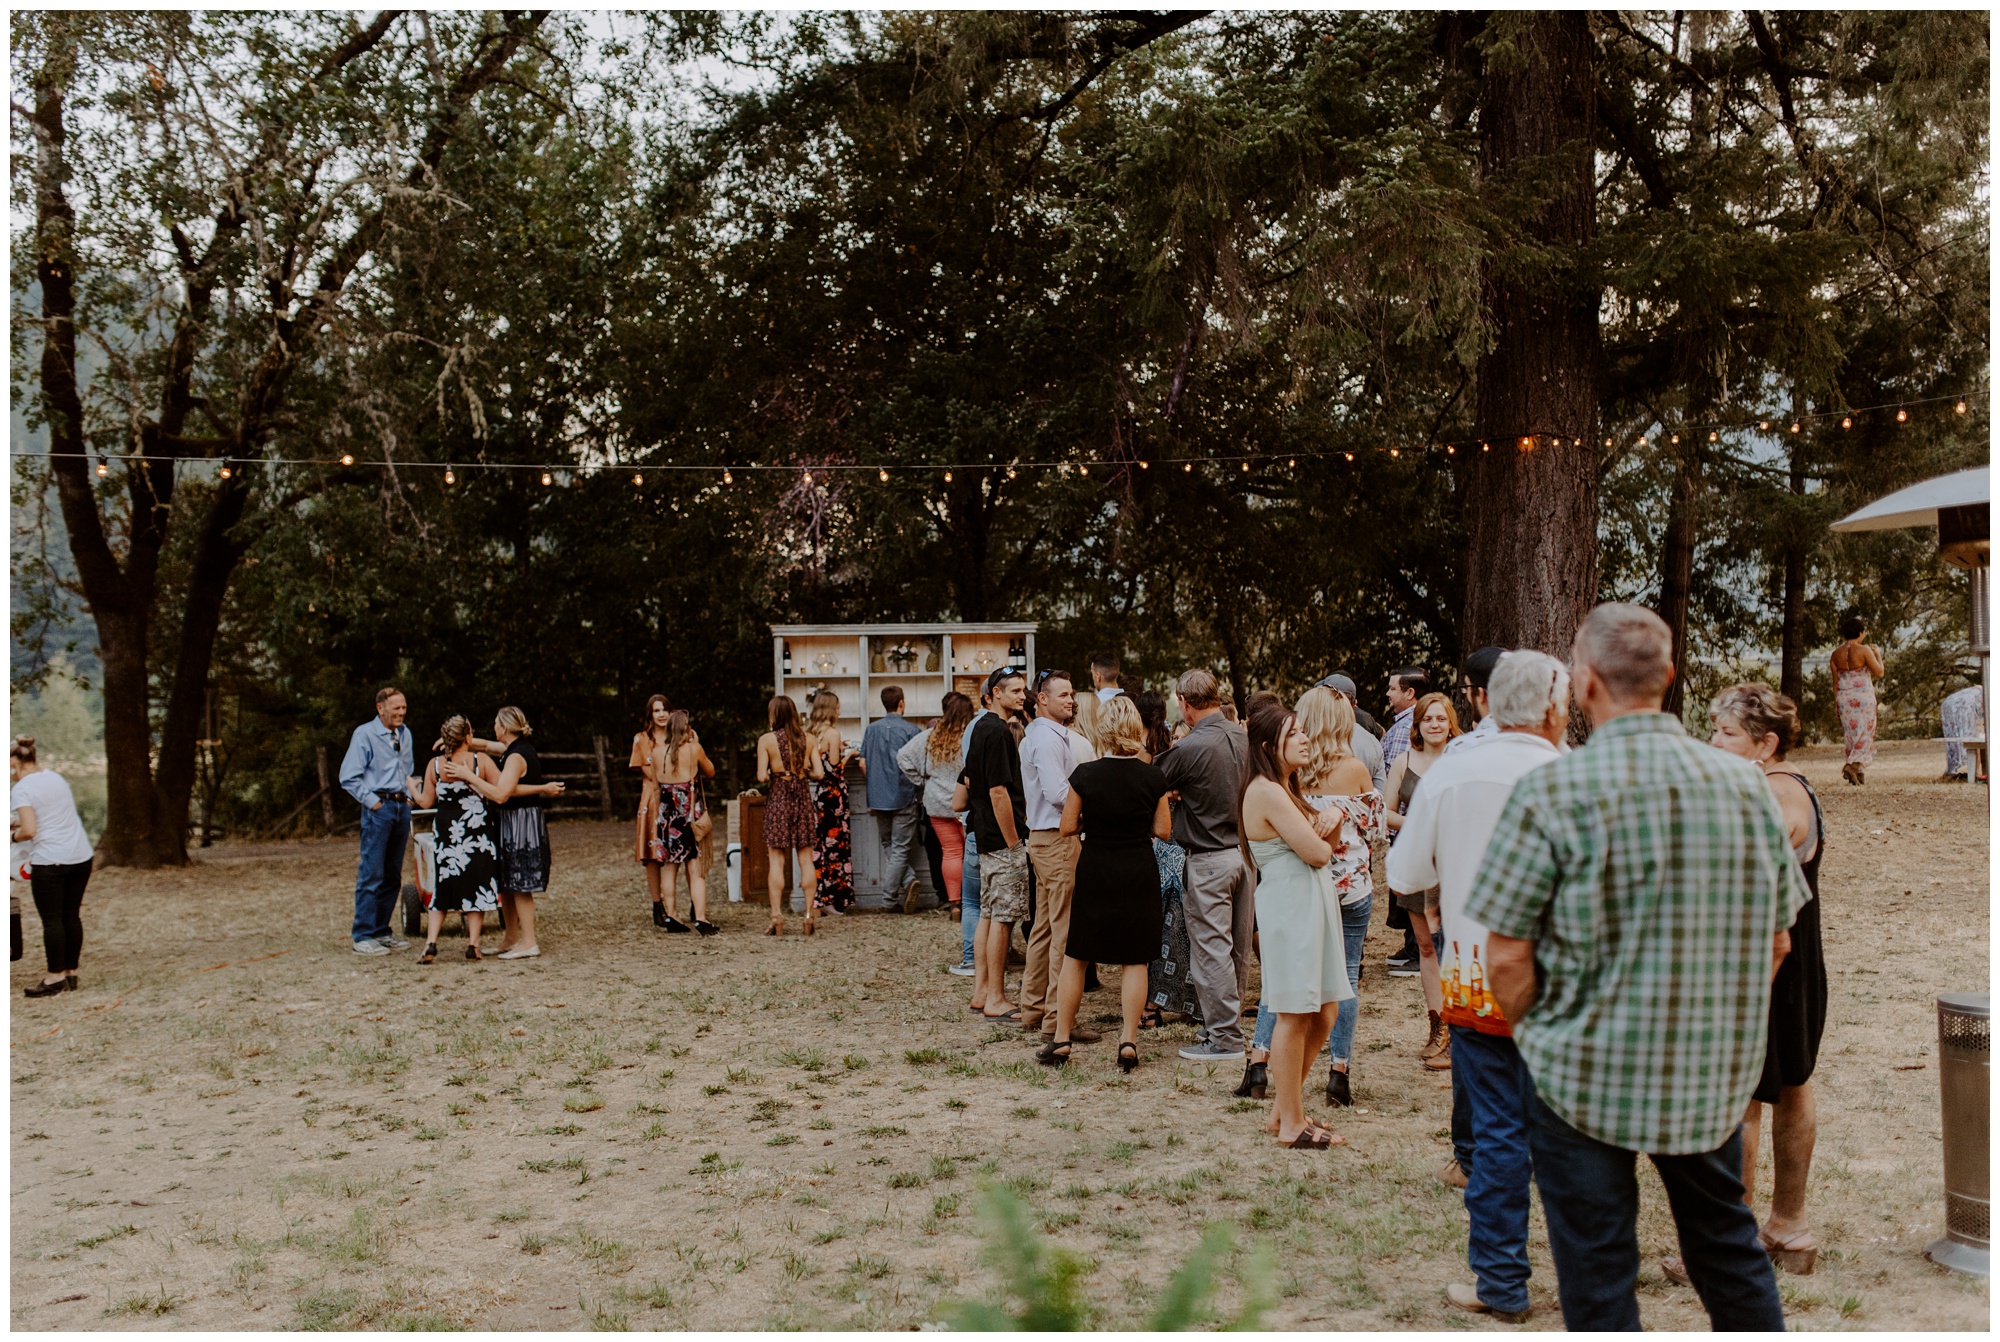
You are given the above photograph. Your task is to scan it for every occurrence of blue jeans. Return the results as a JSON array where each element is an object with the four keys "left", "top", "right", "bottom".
[
  {"left": 1453, "top": 1027, "right": 1534, "bottom": 1314},
  {"left": 1251, "top": 893, "right": 1371, "bottom": 1057},
  {"left": 352, "top": 799, "right": 410, "bottom": 943},
  {"left": 957, "top": 830, "right": 981, "bottom": 967},
  {"left": 1529, "top": 1095, "right": 1783, "bottom": 1331}
]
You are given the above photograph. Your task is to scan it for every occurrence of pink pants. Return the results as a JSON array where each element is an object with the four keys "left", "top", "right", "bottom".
[{"left": 929, "top": 816, "right": 965, "bottom": 902}]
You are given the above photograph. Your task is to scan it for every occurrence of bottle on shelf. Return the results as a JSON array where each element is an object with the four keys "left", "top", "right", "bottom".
[{"left": 782, "top": 641, "right": 793, "bottom": 676}]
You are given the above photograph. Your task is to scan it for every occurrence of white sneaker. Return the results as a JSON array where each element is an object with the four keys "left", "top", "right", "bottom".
[
  {"left": 378, "top": 935, "right": 411, "bottom": 951},
  {"left": 351, "top": 939, "right": 391, "bottom": 956},
  {"left": 496, "top": 946, "right": 541, "bottom": 959},
  {"left": 947, "top": 963, "right": 976, "bottom": 977}
]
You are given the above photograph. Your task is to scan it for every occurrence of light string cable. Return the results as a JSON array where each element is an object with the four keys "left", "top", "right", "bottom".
[{"left": 14, "top": 390, "right": 1984, "bottom": 481}]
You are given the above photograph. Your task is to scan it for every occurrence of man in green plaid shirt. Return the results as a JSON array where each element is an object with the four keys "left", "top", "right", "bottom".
[{"left": 1467, "top": 604, "right": 1807, "bottom": 1332}]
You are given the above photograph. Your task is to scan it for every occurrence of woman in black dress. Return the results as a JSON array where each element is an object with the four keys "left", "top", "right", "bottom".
[
  {"left": 1040, "top": 696, "right": 1171, "bottom": 1072},
  {"left": 409, "top": 715, "right": 504, "bottom": 962},
  {"left": 459, "top": 707, "right": 566, "bottom": 958}
]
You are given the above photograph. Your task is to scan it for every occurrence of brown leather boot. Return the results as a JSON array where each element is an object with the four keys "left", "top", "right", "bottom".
[{"left": 1419, "top": 1009, "right": 1448, "bottom": 1060}]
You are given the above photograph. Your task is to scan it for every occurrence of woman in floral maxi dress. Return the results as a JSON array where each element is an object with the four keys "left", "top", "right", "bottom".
[{"left": 1831, "top": 616, "right": 1885, "bottom": 785}]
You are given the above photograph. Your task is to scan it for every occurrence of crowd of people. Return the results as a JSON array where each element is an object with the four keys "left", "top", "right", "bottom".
[{"left": 9, "top": 597, "right": 1943, "bottom": 1330}]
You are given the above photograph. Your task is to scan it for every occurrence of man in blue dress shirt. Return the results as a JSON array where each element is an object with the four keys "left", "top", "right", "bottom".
[
  {"left": 339, "top": 687, "right": 416, "bottom": 955},
  {"left": 861, "top": 686, "right": 925, "bottom": 912}
]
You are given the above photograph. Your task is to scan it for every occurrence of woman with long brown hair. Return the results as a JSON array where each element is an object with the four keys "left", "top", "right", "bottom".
[
  {"left": 1384, "top": 690, "right": 1462, "bottom": 1067},
  {"left": 756, "top": 696, "right": 823, "bottom": 934},
  {"left": 629, "top": 694, "right": 676, "bottom": 927},
  {"left": 653, "top": 710, "right": 718, "bottom": 936},
  {"left": 1236, "top": 701, "right": 1352, "bottom": 1149},
  {"left": 807, "top": 692, "right": 856, "bottom": 914}
]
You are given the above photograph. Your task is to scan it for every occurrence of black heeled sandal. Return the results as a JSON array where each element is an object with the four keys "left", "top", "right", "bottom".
[
  {"left": 418, "top": 943, "right": 438, "bottom": 964},
  {"left": 1118, "top": 1042, "right": 1139, "bottom": 1073},
  {"left": 694, "top": 920, "right": 719, "bottom": 937},
  {"left": 1035, "top": 1038, "right": 1072, "bottom": 1067},
  {"left": 662, "top": 914, "right": 691, "bottom": 934},
  {"left": 23, "top": 978, "right": 68, "bottom": 997},
  {"left": 1232, "top": 1059, "right": 1269, "bottom": 1099}
]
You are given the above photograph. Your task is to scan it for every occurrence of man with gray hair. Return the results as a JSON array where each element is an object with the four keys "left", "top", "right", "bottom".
[
  {"left": 1158, "top": 668, "right": 1254, "bottom": 1063},
  {"left": 1466, "top": 603, "right": 1806, "bottom": 1331},
  {"left": 1387, "top": 649, "right": 1569, "bottom": 1321}
]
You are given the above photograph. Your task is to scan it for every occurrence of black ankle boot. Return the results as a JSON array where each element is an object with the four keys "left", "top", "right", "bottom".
[
  {"left": 1232, "top": 1059, "right": 1269, "bottom": 1099},
  {"left": 652, "top": 902, "right": 670, "bottom": 929},
  {"left": 1325, "top": 1067, "right": 1353, "bottom": 1108}
]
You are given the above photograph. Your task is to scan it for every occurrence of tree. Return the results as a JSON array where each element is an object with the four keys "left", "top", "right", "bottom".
[{"left": 14, "top": 11, "right": 551, "bottom": 864}]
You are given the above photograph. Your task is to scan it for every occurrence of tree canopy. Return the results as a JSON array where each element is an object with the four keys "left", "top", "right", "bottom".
[{"left": 12, "top": 10, "right": 1988, "bottom": 859}]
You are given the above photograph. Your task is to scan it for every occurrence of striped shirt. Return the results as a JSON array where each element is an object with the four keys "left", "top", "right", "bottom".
[{"left": 1464, "top": 712, "right": 1810, "bottom": 1154}]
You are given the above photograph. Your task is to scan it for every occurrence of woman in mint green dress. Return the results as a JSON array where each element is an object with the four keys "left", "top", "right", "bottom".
[{"left": 1238, "top": 701, "right": 1353, "bottom": 1150}]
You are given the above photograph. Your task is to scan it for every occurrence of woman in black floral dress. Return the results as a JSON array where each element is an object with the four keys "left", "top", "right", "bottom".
[
  {"left": 409, "top": 715, "right": 503, "bottom": 962},
  {"left": 807, "top": 693, "right": 856, "bottom": 913}
]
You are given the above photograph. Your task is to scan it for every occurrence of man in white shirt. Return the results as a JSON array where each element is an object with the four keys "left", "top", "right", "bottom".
[
  {"left": 1090, "top": 654, "right": 1123, "bottom": 703},
  {"left": 1018, "top": 670, "right": 1097, "bottom": 1040},
  {"left": 1387, "top": 650, "right": 1568, "bottom": 1323}
]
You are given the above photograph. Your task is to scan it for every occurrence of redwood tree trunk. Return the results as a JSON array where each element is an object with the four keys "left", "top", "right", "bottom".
[
  {"left": 1461, "top": 13, "right": 1602, "bottom": 659},
  {"left": 1658, "top": 443, "right": 1701, "bottom": 718}
]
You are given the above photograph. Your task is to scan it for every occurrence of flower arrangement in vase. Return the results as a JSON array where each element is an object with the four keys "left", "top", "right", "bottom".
[{"left": 887, "top": 640, "right": 918, "bottom": 673}]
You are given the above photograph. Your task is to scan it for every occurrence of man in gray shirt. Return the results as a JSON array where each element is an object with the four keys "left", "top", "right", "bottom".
[{"left": 1158, "top": 668, "right": 1253, "bottom": 1062}]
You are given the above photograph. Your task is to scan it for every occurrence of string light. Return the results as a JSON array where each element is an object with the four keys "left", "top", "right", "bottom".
[
  {"left": 1790, "top": 422, "right": 1800, "bottom": 433},
  {"left": 218, "top": 464, "right": 231, "bottom": 479},
  {"left": 1481, "top": 443, "right": 1489, "bottom": 452},
  {"left": 879, "top": 468, "right": 889, "bottom": 482},
  {"left": 1758, "top": 420, "right": 1769, "bottom": 430},
  {"left": 1604, "top": 437, "right": 1613, "bottom": 448},
  {"left": 444, "top": 468, "right": 455, "bottom": 484},
  {"left": 1287, "top": 457, "right": 1296, "bottom": 467},
  {"left": 1389, "top": 448, "right": 1399, "bottom": 458},
  {"left": 1670, "top": 434, "right": 1680, "bottom": 445},
  {"left": 1519, "top": 437, "right": 1533, "bottom": 451},
  {"left": 340, "top": 453, "right": 354, "bottom": 466},
  {"left": 1137, "top": 460, "right": 1149, "bottom": 470},
  {"left": 1239, "top": 461, "right": 1249, "bottom": 472},
  {"left": 1957, "top": 400, "right": 1968, "bottom": 414},
  {"left": 1637, "top": 437, "right": 1647, "bottom": 447},
  {"left": 1007, "top": 466, "right": 1018, "bottom": 479},
  {"left": 96, "top": 461, "right": 108, "bottom": 477},
  {"left": 1709, "top": 431, "right": 1719, "bottom": 442},
  {"left": 1078, "top": 463, "right": 1088, "bottom": 476},
  {"left": 1343, "top": 453, "right": 1354, "bottom": 462},
  {"left": 1445, "top": 445, "right": 1454, "bottom": 455},
  {"left": 943, "top": 470, "right": 952, "bottom": 482},
  {"left": 633, "top": 472, "right": 644, "bottom": 487},
  {"left": 1840, "top": 416, "right": 1851, "bottom": 429},
  {"left": 1184, "top": 462, "right": 1193, "bottom": 472},
  {"left": 722, "top": 469, "right": 733, "bottom": 484},
  {"left": 1897, "top": 408, "right": 1908, "bottom": 422}
]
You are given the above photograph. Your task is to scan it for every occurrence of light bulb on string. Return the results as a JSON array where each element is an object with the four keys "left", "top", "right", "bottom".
[
  {"left": 1343, "top": 453, "right": 1354, "bottom": 462},
  {"left": 1603, "top": 437, "right": 1612, "bottom": 448},
  {"left": 1389, "top": 448, "right": 1399, "bottom": 458},
  {"left": 1790, "top": 422, "right": 1800, "bottom": 434},
  {"left": 1079, "top": 463, "right": 1089, "bottom": 476},
  {"left": 541, "top": 471, "right": 553, "bottom": 486},
  {"left": 943, "top": 470, "right": 953, "bottom": 482},
  {"left": 1239, "top": 461, "right": 1249, "bottom": 473},
  {"left": 1519, "top": 437, "right": 1533, "bottom": 452},
  {"left": 1446, "top": 445, "right": 1454, "bottom": 455},
  {"left": 96, "top": 460, "right": 108, "bottom": 477},
  {"left": 340, "top": 453, "right": 354, "bottom": 466},
  {"left": 1137, "top": 460, "right": 1149, "bottom": 470},
  {"left": 722, "top": 469, "right": 733, "bottom": 484},
  {"left": 1481, "top": 443, "right": 1489, "bottom": 452},
  {"left": 1897, "top": 408, "right": 1908, "bottom": 423},
  {"left": 1758, "top": 420, "right": 1769, "bottom": 431},
  {"left": 1709, "top": 431, "right": 1719, "bottom": 442},
  {"left": 1670, "top": 434, "right": 1680, "bottom": 445},
  {"left": 1637, "top": 437, "right": 1647, "bottom": 447},
  {"left": 1287, "top": 457, "right": 1296, "bottom": 467},
  {"left": 633, "top": 472, "right": 644, "bottom": 487},
  {"left": 445, "top": 468, "right": 456, "bottom": 484},
  {"left": 803, "top": 470, "right": 812, "bottom": 484},
  {"left": 1957, "top": 400, "right": 1968, "bottom": 414},
  {"left": 879, "top": 468, "right": 889, "bottom": 482},
  {"left": 1006, "top": 466, "right": 1017, "bottom": 479},
  {"left": 1840, "top": 416, "right": 1852, "bottom": 429},
  {"left": 1183, "top": 462, "right": 1193, "bottom": 472},
  {"left": 219, "top": 464, "right": 231, "bottom": 479}
]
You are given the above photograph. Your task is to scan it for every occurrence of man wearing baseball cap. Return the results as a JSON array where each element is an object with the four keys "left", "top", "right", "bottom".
[{"left": 1314, "top": 674, "right": 1387, "bottom": 793}]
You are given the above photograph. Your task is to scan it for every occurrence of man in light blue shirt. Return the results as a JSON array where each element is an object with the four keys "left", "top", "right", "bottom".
[
  {"left": 861, "top": 686, "right": 925, "bottom": 912},
  {"left": 339, "top": 687, "right": 416, "bottom": 955}
]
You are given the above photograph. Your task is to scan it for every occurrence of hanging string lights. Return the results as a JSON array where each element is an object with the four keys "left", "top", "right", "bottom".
[{"left": 18, "top": 392, "right": 1980, "bottom": 490}]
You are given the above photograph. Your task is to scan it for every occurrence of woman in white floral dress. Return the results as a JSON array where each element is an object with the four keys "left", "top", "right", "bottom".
[{"left": 409, "top": 715, "right": 503, "bottom": 962}]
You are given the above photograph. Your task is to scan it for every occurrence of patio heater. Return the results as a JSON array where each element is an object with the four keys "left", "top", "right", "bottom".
[{"left": 1831, "top": 465, "right": 1990, "bottom": 1277}]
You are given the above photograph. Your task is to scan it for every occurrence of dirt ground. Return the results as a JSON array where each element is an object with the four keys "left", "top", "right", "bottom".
[{"left": 9, "top": 740, "right": 1990, "bottom": 1331}]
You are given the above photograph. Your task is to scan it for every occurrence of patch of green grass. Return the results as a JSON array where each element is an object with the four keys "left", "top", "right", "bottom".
[
  {"left": 105, "top": 1287, "right": 183, "bottom": 1319},
  {"left": 641, "top": 1120, "right": 671, "bottom": 1141},
  {"left": 1011, "top": 1105, "right": 1041, "bottom": 1120},
  {"left": 860, "top": 1125, "right": 908, "bottom": 1138},
  {"left": 848, "top": 1253, "right": 892, "bottom": 1279},
  {"left": 1106, "top": 1139, "right": 1149, "bottom": 1162},
  {"left": 540, "top": 1123, "right": 584, "bottom": 1136},
  {"left": 904, "top": 1047, "right": 949, "bottom": 1065},
  {"left": 76, "top": 1223, "right": 139, "bottom": 1249},
  {"left": 782, "top": 1252, "right": 816, "bottom": 1281},
  {"left": 1227, "top": 1099, "right": 1261, "bottom": 1113},
  {"left": 929, "top": 1156, "right": 959, "bottom": 1180},
  {"left": 296, "top": 1287, "right": 359, "bottom": 1330},
  {"left": 581, "top": 1296, "right": 629, "bottom": 1331},
  {"left": 494, "top": 1209, "right": 529, "bottom": 1223},
  {"left": 578, "top": 1229, "right": 633, "bottom": 1273},
  {"left": 521, "top": 1156, "right": 587, "bottom": 1174},
  {"left": 750, "top": 1097, "right": 793, "bottom": 1122},
  {"left": 564, "top": 1093, "right": 606, "bottom": 1114},
  {"left": 777, "top": 1046, "right": 827, "bottom": 1071},
  {"left": 702, "top": 1084, "right": 730, "bottom": 1097},
  {"left": 1040, "top": 1209, "right": 1083, "bottom": 1230},
  {"left": 812, "top": 1226, "right": 847, "bottom": 1245},
  {"left": 945, "top": 1097, "right": 969, "bottom": 1110},
  {"left": 694, "top": 1151, "right": 743, "bottom": 1177},
  {"left": 321, "top": 1207, "right": 391, "bottom": 1262},
  {"left": 768, "top": 1133, "right": 800, "bottom": 1147},
  {"left": 1059, "top": 1182, "right": 1094, "bottom": 1201},
  {"left": 809, "top": 1118, "right": 834, "bottom": 1130},
  {"left": 725, "top": 1066, "right": 761, "bottom": 1085},
  {"left": 842, "top": 1054, "right": 869, "bottom": 1070},
  {"left": 414, "top": 1124, "right": 444, "bottom": 1141},
  {"left": 887, "top": 1170, "right": 927, "bottom": 1189},
  {"left": 931, "top": 1192, "right": 963, "bottom": 1219},
  {"left": 519, "top": 1232, "right": 549, "bottom": 1255},
  {"left": 389, "top": 1312, "right": 465, "bottom": 1331}
]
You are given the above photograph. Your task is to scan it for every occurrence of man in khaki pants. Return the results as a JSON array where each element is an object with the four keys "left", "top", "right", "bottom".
[{"left": 1017, "top": 670, "right": 1099, "bottom": 1042}]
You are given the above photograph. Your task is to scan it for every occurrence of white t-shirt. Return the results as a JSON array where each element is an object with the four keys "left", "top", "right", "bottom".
[{"left": 11, "top": 770, "right": 95, "bottom": 867}]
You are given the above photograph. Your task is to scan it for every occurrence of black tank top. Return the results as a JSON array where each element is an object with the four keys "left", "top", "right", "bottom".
[{"left": 502, "top": 738, "right": 544, "bottom": 810}]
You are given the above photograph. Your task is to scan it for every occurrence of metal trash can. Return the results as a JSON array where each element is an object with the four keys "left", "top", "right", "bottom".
[{"left": 1926, "top": 992, "right": 1989, "bottom": 1276}]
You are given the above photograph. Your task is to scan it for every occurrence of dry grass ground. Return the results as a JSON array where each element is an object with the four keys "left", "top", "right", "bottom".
[{"left": 9, "top": 740, "right": 1989, "bottom": 1330}]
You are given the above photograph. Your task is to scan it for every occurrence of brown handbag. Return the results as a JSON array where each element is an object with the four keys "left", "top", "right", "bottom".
[{"left": 691, "top": 783, "right": 714, "bottom": 842}]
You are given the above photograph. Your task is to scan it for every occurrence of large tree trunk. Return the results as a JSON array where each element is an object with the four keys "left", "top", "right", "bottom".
[
  {"left": 1657, "top": 443, "right": 1702, "bottom": 718},
  {"left": 1461, "top": 13, "right": 1601, "bottom": 659},
  {"left": 1779, "top": 452, "right": 1808, "bottom": 705}
]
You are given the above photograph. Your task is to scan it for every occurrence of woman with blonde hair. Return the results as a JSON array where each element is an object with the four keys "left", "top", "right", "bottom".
[
  {"left": 1236, "top": 686, "right": 1382, "bottom": 1107},
  {"left": 409, "top": 715, "right": 503, "bottom": 963},
  {"left": 1043, "top": 695, "right": 1172, "bottom": 1071},
  {"left": 806, "top": 692, "right": 856, "bottom": 914},
  {"left": 756, "top": 696, "right": 823, "bottom": 934},
  {"left": 456, "top": 707, "right": 566, "bottom": 958},
  {"left": 653, "top": 710, "right": 718, "bottom": 935},
  {"left": 1384, "top": 691, "right": 1462, "bottom": 1066}
]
